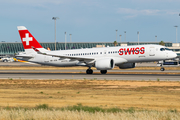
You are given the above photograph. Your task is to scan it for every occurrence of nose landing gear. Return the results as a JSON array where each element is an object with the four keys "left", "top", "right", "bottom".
[
  {"left": 160, "top": 61, "right": 165, "bottom": 71},
  {"left": 160, "top": 67, "right": 165, "bottom": 71}
]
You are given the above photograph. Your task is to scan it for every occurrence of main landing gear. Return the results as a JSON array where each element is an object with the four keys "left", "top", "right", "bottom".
[
  {"left": 86, "top": 68, "right": 93, "bottom": 74},
  {"left": 100, "top": 70, "right": 107, "bottom": 74},
  {"left": 86, "top": 68, "right": 108, "bottom": 74}
]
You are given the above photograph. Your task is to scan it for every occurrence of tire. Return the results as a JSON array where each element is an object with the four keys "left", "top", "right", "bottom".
[
  {"left": 86, "top": 69, "right": 93, "bottom": 74},
  {"left": 160, "top": 68, "right": 165, "bottom": 71},
  {"left": 100, "top": 70, "right": 107, "bottom": 74},
  {"left": 3, "top": 59, "right": 8, "bottom": 62}
]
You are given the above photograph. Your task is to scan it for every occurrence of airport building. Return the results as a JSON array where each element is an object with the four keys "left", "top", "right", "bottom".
[{"left": 0, "top": 42, "right": 179, "bottom": 57}]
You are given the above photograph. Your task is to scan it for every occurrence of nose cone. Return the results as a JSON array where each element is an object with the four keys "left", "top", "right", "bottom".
[{"left": 169, "top": 52, "right": 177, "bottom": 59}]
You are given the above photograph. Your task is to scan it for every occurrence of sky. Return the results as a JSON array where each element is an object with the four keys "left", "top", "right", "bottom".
[{"left": 0, "top": 0, "right": 180, "bottom": 43}]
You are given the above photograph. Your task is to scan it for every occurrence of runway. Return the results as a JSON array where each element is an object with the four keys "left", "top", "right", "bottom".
[
  {"left": 1, "top": 70, "right": 179, "bottom": 81},
  {"left": 0, "top": 62, "right": 179, "bottom": 81}
]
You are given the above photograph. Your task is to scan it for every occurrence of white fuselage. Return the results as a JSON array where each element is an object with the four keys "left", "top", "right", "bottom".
[{"left": 17, "top": 44, "right": 177, "bottom": 67}]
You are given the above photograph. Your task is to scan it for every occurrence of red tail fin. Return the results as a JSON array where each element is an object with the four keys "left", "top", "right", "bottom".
[{"left": 17, "top": 26, "right": 43, "bottom": 49}]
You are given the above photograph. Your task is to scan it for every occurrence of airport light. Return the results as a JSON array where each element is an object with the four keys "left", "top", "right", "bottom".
[
  {"left": 137, "top": 31, "right": 139, "bottom": 45},
  {"left": 119, "top": 35, "right": 122, "bottom": 43},
  {"left": 115, "top": 30, "right": 118, "bottom": 42},
  {"left": 174, "top": 26, "right": 178, "bottom": 43},
  {"left": 69, "top": 34, "right": 72, "bottom": 42},
  {"left": 65, "top": 32, "right": 67, "bottom": 50},
  {"left": 52, "top": 17, "right": 59, "bottom": 50},
  {"left": 69, "top": 34, "right": 72, "bottom": 49},
  {"left": 155, "top": 35, "right": 157, "bottom": 42},
  {"left": 124, "top": 31, "right": 126, "bottom": 42}
]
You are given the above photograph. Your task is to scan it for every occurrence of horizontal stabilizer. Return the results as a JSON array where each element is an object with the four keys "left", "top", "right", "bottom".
[{"left": 15, "top": 54, "right": 33, "bottom": 58}]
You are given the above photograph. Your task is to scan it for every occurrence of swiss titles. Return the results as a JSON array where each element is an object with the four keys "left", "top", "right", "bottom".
[{"left": 119, "top": 47, "right": 145, "bottom": 55}]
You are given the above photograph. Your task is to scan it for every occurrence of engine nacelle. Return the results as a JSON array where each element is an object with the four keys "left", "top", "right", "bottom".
[
  {"left": 118, "top": 63, "right": 136, "bottom": 69},
  {"left": 95, "top": 58, "right": 114, "bottom": 70}
]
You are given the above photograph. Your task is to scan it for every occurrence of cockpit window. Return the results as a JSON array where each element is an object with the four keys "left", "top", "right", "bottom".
[
  {"left": 165, "top": 48, "right": 171, "bottom": 51},
  {"left": 160, "top": 48, "right": 165, "bottom": 51},
  {"left": 160, "top": 48, "right": 171, "bottom": 51}
]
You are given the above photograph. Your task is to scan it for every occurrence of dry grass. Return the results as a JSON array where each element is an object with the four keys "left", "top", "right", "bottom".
[
  {"left": 0, "top": 79, "right": 180, "bottom": 111},
  {"left": 0, "top": 79, "right": 180, "bottom": 119},
  {"left": 0, "top": 109, "right": 179, "bottom": 120}
]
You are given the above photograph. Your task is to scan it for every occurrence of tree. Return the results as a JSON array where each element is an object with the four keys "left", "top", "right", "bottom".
[
  {"left": 159, "top": 41, "right": 165, "bottom": 46},
  {"left": 113, "top": 41, "right": 118, "bottom": 46}
]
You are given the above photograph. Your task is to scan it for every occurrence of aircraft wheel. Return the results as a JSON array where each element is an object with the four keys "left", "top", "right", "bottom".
[
  {"left": 100, "top": 70, "right": 107, "bottom": 74},
  {"left": 3, "top": 59, "right": 8, "bottom": 62},
  {"left": 86, "top": 69, "right": 93, "bottom": 74},
  {"left": 160, "top": 67, "right": 165, "bottom": 71}
]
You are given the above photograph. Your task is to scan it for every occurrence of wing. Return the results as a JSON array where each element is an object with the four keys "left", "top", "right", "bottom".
[{"left": 32, "top": 47, "right": 95, "bottom": 61}]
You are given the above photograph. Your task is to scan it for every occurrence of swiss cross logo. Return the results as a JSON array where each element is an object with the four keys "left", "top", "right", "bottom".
[{"left": 23, "top": 33, "right": 33, "bottom": 46}]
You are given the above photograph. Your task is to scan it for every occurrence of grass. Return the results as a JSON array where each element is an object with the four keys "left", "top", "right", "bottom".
[
  {"left": 0, "top": 79, "right": 179, "bottom": 111},
  {"left": 35, "top": 104, "right": 49, "bottom": 109},
  {"left": 0, "top": 104, "right": 152, "bottom": 113},
  {"left": 0, "top": 105, "right": 179, "bottom": 120},
  {"left": 0, "top": 79, "right": 179, "bottom": 119}
]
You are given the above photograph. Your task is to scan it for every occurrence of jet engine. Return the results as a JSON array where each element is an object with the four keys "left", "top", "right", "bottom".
[
  {"left": 95, "top": 58, "right": 114, "bottom": 70},
  {"left": 118, "top": 63, "right": 136, "bottom": 69}
]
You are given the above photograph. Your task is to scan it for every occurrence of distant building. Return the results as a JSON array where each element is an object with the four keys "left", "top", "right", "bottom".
[{"left": 168, "top": 43, "right": 180, "bottom": 57}]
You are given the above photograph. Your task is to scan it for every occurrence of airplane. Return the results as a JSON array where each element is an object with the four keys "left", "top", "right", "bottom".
[{"left": 16, "top": 26, "right": 177, "bottom": 74}]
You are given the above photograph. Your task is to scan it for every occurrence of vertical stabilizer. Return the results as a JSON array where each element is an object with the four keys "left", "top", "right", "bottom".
[{"left": 17, "top": 26, "right": 47, "bottom": 53}]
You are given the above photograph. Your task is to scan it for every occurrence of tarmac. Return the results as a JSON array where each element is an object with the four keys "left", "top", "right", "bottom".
[{"left": 0, "top": 62, "right": 179, "bottom": 81}]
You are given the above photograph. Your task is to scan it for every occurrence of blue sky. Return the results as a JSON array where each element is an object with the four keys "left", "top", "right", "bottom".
[{"left": 0, "top": 0, "right": 180, "bottom": 43}]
